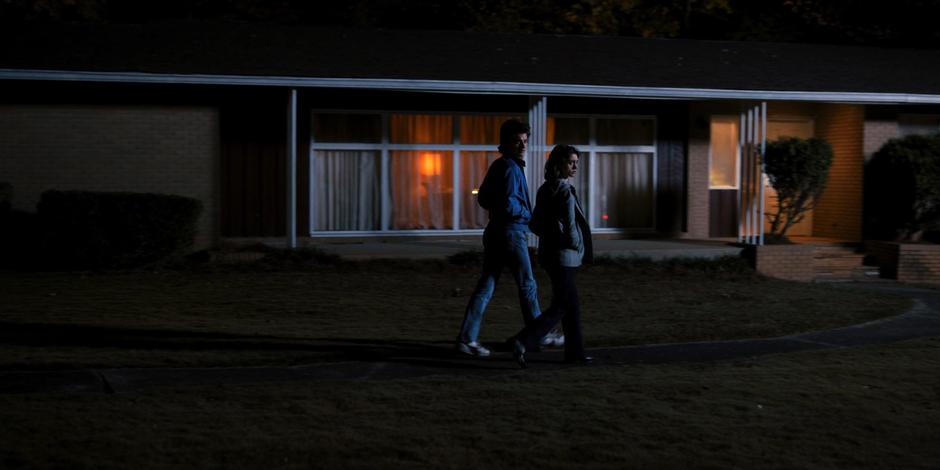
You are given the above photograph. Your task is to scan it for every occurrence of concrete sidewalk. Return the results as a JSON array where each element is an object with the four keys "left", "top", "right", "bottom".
[
  {"left": 2, "top": 284, "right": 938, "bottom": 394},
  {"left": 312, "top": 238, "right": 743, "bottom": 261}
]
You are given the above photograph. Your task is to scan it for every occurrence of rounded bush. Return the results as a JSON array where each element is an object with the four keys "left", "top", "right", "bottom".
[
  {"left": 865, "top": 134, "right": 940, "bottom": 241},
  {"left": 763, "top": 137, "right": 834, "bottom": 238}
]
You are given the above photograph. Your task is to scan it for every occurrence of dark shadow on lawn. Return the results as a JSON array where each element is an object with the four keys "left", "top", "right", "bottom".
[{"left": 0, "top": 322, "right": 507, "bottom": 370}]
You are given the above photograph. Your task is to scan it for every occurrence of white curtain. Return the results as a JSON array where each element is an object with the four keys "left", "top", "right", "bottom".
[
  {"left": 391, "top": 151, "right": 453, "bottom": 229},
  {"left": 313, "top": 151, "right": 380, "bottom": 231},
  {"left": 596, "top": 152, "right": 653, "bottom": 228},
  {"left": 460, "top": 151, "right": 499, "bottom": 229}
]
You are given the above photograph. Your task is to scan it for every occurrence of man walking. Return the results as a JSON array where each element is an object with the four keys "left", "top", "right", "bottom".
[{"left": 456, "top": 119, "right": 542, "bottom": 357}]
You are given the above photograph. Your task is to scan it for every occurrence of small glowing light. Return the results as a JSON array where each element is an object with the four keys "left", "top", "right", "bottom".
[
  {"left": 419, "top": 153, "right": 442, "bottom": 176},
  {"left": 601, "top": 213, "right": 609, "bottom": 220},
  {"left": 471, "top": 189, "right": 479, "bottom": 195}
]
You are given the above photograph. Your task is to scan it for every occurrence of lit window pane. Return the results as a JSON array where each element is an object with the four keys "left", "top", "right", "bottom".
[
  {"left": 596, "top": 118, "right": 654, "bottom": 146},
  {"left": 460, "top": 115, "right": 521, "bottom": 145},
  {"left": 312, "top": 114, "right": 381, "bottom": 143},
  {"left": 460, "top": 151, "right": 500, "bottom": 228},
  {"left": 390, "top": 151, "right": 454, "bottom": 229},
  {"left": 709, "top": 118, "right": 738, "bottom": 189},
  {"left": 595, "top": 153, "right": 653, "bottom": 228},
  {"left": 312, "top": 151, "right": 380, "bottom": 230},
  {"left": 390, "top": 114, "right": 452, "bottom": 144}
]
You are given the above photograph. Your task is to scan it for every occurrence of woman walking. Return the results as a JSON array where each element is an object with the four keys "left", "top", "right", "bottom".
[{"left": 510, "top": 144, "right": 593, "bottom": 368}]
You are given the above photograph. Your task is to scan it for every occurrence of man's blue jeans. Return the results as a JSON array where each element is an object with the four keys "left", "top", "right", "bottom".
[{"left": 458, "top": 228, "right": 541, "bottom": 343}]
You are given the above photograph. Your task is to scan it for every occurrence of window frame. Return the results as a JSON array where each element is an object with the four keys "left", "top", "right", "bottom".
[
  {"left": 547, "top": 114, "right": 658, "bottom": 231},
  {"left": 309, "top": 109, "right": 659, "bottom": 236}
]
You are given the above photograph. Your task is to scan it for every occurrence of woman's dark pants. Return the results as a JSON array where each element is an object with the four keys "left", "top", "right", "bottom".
[{"left": 514, "top": 264, "right": 584, "bottom": 360}]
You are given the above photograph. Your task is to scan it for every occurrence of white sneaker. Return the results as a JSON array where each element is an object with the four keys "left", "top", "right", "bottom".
[
  {"left": 539, "top": 331, "right": 565, "bottom": 348},
  {"left": 456, "top": 341, "right": 491, "bottom": 357}
]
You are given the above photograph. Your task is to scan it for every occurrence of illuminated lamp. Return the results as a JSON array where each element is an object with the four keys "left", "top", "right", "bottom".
[{"left": 419, "top": 153, "right": 442, "bottom": 176}]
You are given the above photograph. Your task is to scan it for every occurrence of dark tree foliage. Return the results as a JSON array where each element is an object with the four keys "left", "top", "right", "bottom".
[
  {"left": 3, "top": 0, "right": 940, "bottom": 48},
  {"left": 763, "top": 137, "right": 833, "bottom": 239},
  {"left": 865, "top": 134, "right": 940, "bottom": 242}
]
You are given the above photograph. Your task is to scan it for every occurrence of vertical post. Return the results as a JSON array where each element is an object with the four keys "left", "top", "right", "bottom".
[
  {"left": 588, "top": 117, "right": 598, "bottom": 229},
  {"left": 380, "top": 113, "right": 390, "bottom": 231},
  {"left": 286, "top": 88, "right": 298, "bottom": 249},
  {"left": 528, "top": 96, "right": 547, "bottom": 247},
  {"left": 308, "top": 142, "right": 316, "bottom": 235},
  {"left": 743, "top": 110, "right": 752, "bottom": 244},
  {"left": 748, "top": 107, "right": 756, "bottom": 244},
  {"left": 452, "top": 116, "right": 460, "bottom": 231},
  {"left": 758, "top": 102, "right": 767, "bottom": 245},
  {"left": 737, "top": 112, "right": 745, "bottom": 243}
]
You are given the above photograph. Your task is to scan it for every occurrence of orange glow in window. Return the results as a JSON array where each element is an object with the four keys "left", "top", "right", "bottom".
[{"left": 419, "top": 153, "right": 442, "bottom": 176}]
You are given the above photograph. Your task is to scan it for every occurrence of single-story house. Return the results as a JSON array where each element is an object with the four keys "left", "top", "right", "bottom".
[{"left": 2, "top": 21, "right": 940, "bottom": 250}]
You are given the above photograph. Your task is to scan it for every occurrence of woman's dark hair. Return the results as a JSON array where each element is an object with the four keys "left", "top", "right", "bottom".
[
  {"left": 544, "top": 145, "right": 579, "bottom": 181},
  {"left": 497, "top": 119, "right": 530, "bottom": 154}
]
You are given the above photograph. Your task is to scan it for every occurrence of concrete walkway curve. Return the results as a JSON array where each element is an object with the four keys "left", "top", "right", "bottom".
[{"left": 2, "top": 284, "right": 939, "bottom": 394}]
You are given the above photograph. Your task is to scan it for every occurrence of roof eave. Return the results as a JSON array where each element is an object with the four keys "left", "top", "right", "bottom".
[{"left": 3, "top": 68, "right": 940, "bottom": 105}]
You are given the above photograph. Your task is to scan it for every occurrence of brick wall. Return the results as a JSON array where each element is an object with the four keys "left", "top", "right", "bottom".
[
  {"left": 685, "top": 102, "right": 734, "bottom": 240},
  {"left": 867, "top": 241, "right": 940, "bottom": 285},
  {"left": 863, "top": 119, "right": 900, "bottom": 162},
  {"left": 897, "top": 244, "right": 940, "bottom": 285},
  {"left": 746, "top": 244, "right": 815, "bottom": 282},
  {"left": 686, "top": 134, "right": 710, "bottom": 239},
  {"left": 0, "top": 105, "right": 220, "bottom": 249},
  {"left": 813, "top": 104, "right": 864, "bottom": 240}
]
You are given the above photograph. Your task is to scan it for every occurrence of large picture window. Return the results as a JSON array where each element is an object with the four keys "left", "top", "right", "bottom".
[
  {"left": 310, "top": 111, "right": 656, "bottom": 234},
  {"left": 310, "top": 112, "right": 521, "bottom": 234},
  {"left": 547, "top": 115, "right": 657, "bottom": 230}
]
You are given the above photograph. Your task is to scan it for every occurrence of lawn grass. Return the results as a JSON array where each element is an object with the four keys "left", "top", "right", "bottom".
[
  {"left": 0, "top": 256, "right": 912, "bottom": 369},
  {"left": 1, "top": 336, "right": 938, "bottom": 469}
]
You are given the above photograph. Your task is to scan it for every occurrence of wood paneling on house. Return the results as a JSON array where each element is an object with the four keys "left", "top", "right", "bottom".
[
  {"left": 813, "top": 104, "right": 864, "bottom": 240},
  {"left": 708, "top": 189, "right": 738, "bottom": 237},
  {"left": 220, "top": 102, "right": 287, "bottom": 237}
]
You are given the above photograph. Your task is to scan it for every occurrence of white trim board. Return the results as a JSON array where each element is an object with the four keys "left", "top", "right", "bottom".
[{"left": 4, "top": 68, "right": 940, "bottom": 104}]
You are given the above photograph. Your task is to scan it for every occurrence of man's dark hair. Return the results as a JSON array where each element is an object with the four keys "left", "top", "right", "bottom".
[{"left": 497, "top": 119, "right": 530, "bottom": 154}]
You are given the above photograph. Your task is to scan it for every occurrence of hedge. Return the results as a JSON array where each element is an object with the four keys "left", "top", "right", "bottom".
[{"left": 37, "top": 190, "right": 203, "bottom": 269}]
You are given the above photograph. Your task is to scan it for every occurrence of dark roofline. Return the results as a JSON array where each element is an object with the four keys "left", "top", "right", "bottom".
[
  {"left": 3, "top": 22, "right": 940, "bottom": 103},
  {"left": 4, "top": 68, "right": 940, "bottom": 104}
]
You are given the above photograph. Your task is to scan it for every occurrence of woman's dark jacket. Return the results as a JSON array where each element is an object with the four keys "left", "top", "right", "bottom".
[{"left": 529, "top": 179, "right": 593, "bottom": 267}]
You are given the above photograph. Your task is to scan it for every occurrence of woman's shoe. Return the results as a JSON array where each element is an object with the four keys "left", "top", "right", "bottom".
[{"left": 511, "top": 339, "right": 527, "bottom": 369}]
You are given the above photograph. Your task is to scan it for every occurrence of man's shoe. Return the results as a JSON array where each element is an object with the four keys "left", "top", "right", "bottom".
[
  {"left": 511, "top": 339, "right": 527, "bottom": 369},
  {"left": 456, "top": 341, "right": 491, "bottom": 357}
]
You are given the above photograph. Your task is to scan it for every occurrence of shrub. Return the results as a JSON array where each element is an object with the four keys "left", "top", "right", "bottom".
[
  {"left": 0, "top": 182, "right": 11, "bottom": 213},
  {"left": 763, "top": 137, "right": 834, "bottom": 238},
  {"left": 865, "top": 134, "right": 940, "bottom": 241},
  {"left": 38, "top": 190, "right": 202, "bottom": 269},
  {"left": 0, "top": 183, "right": 40, "bottom": 269}
]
